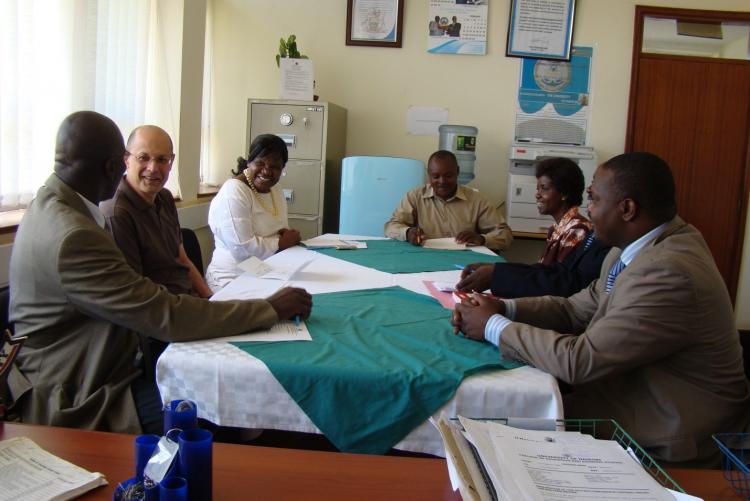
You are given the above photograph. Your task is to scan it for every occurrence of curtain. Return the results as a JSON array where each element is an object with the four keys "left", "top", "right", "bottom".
[{"left": 0, "top": 0, "right": 181, "bottom": 209}]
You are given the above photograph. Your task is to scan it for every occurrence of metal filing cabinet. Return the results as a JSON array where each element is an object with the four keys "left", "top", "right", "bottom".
[{"left": 247, "top": 99, "right": 347, "bottom": 239}]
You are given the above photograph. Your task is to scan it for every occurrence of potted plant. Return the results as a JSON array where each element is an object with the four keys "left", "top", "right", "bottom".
[{"left": 276, "top": 34, "right": 307, "bottom": 67}]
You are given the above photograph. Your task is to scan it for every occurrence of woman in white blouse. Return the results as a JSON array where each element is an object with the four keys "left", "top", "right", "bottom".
[{"left": 206, "top": 134, "right": 301, "bottom": 292}]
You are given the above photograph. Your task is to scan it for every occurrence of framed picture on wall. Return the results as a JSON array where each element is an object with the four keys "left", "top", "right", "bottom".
[
  {"left": 506, "top": 0, "right": 576, "bottom": 60},
  {"left": 346, "top": 0, "right": 404, "bottom": 48}
]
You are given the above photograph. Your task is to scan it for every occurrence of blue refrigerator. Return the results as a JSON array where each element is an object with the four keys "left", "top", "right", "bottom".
[{"left": 339, "top": 156, "right": 425, "bottom": 237}]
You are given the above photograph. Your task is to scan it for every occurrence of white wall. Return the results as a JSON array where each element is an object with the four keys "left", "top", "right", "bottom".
[{"left": 206, "top": 0, "right": 750, "bottom": 326}]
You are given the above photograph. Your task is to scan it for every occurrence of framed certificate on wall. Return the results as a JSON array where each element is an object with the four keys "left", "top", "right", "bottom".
[
  {"left": 346, "top": 0, "right": 404, "bottom": 48},
  {"left": 506, "top": 0, "right": 576, "bottom": 60}
]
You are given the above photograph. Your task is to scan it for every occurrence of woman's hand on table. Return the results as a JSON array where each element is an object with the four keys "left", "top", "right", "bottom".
[
  {"left": 267, "top": 287, "right": 312, "bottom": 320},
  {"left": 455, "top": 263, "right": 493, "bottom": 292},
  {"left": 452, "top": 293, "right": 505, "bottom": 341},
  {"left": 278, "top": 228, "right": 301, "bottom": 251}
]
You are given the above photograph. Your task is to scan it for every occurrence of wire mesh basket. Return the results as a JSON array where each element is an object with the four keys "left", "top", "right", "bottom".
[
  {"left": 712, "top": 432, "right": 750, "bottom": 497},
  {"left": 457, "top": 417, "right": 684, "bottom": 494}
]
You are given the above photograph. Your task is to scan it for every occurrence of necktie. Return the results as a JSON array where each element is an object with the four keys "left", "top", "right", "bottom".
[{"left": 605, "top": 258, "right": 626, "bottom": 294}]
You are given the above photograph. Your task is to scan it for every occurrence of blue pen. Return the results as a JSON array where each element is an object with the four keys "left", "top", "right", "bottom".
[
  {"left": 294, "top": 315, "right": 300, "bottom": 328},
  {"left": 455, "top": 264, "right": 474, "bottom": 274}
]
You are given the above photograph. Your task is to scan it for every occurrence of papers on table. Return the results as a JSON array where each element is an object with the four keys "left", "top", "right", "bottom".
[
  {"left": 423, "top": 281, "right": 458, "bottom": 310},
  {"left": 209, "top": 319, "right": 312, "bottom": 343},
  {"left": 237, "top": 255, "right": 313, "bottom": 280},
  {"left": 423, "top": 237, "right": 467, "bottom": 250},
  {"left": 434, "top": 415, "right": 679, "bottom": 501},
  {"left": 0, "top": 437, "right": 107, "bottom": 501},
  {"left": 301, "top": 238, "right": 367, "bottom": 250}
]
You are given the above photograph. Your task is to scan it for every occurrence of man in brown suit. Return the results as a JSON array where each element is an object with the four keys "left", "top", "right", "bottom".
[
  {"left": 453, "top": 152, "right": 750, "bottom": 465},
  {"left": 8, "top": 111, "right": 312, "bottom": 434}
]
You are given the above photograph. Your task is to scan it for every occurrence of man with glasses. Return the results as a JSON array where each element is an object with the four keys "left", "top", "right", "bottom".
[
  {"left": 101, "top": 125, "right": 211, "bottom": 298},
  {"left": 9, "top": 111, "right": 312, "bottom": 434}
]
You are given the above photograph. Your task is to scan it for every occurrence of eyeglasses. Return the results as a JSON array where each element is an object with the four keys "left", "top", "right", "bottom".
[{"left": 126, "top": 151, "right": 174, "bottom": 166}]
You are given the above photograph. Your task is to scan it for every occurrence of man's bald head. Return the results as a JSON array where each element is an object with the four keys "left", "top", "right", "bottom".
[
  {"left": 126, "top": 125, "right": 174, "bottom": 153},
  {"left": 53, "top": 111, "right": 126, "bottom": 204},
  {"left": 124, "top": 125, "right": 175, "bottom": 203}
]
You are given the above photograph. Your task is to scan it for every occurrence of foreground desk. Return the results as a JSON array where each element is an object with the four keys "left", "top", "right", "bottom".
[
  {"left": 0, "top": 423, "right": 459, "bottom": 500},
  {"left": 157, "top": 236, "right": 563, "bottom": 456},
  {"left": 1, "top": 423, "right": 742, "bottom": 501}
]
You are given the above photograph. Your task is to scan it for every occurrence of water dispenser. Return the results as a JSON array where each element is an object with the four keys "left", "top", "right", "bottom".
[{"left": 438, "top": 124, "right": 477, "bottom": 185}]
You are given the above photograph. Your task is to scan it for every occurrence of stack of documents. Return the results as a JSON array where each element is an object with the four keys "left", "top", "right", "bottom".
[
  {"left": 0, "top": 437, "right": 107, "bottom": 500},
  {"left": 434, "top": 416, "right": 696, "bottom": 501}
]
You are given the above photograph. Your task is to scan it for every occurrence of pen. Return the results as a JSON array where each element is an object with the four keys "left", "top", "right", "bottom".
[
  {"left": 294, "top": 315, "right": 300, "bottom": 328},
  {"left": 412, "top": 208, "right": 424, "bottom": 245},
  {"left": 454, "top": 264, "right": 474, "bottom": 273}
]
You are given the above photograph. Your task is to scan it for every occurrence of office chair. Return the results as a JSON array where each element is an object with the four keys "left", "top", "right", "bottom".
[
  {"left": 0, "top": 286, "right": 25, "bottom": 421},
  {"left": 339, "top": 156, "right": 425, "bottom": 236},
  {"left": 181, "top": 228, "right": 204, "bottom": 276}
]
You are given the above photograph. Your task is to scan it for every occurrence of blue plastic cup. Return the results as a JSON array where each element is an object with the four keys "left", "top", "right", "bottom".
[
  {"left": 135, "top": 434, "right": 161, "bottom": 482},
  {"left": 178, "top": 428, "right": 213, "bottom": 501},
  {"left": 159, "top": 476, "right": 188, "bottom": 501},
  {"left": 163, "top": 400, "right": 198, "bottom": 435}
]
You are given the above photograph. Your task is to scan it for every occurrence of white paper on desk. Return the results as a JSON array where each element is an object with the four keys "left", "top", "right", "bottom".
[
  {"left": 423, "top": 237, "right": 466, "bottom": 250},
  {"left": 210, "top": 319, "right": 311, "bottom": 343},
  {"left": 482, "top": 420, "right": 675, "bottom": 501},
  {"left": 278, "top": 58, "right": 313, "bottom": 101},
  {"left": 301, "top": 238, "right": 367, "bottom": 250},
  {"left": 0, "top": 436, "right": 107, "bottom": 501},
  {"left": 237, "top": 256, "right": 313, "bottom": 280}
]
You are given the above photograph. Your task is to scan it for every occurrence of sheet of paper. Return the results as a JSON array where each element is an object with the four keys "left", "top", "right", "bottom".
[
  {"left": 209, "top": 274, "right": 284, "bottom": 302},
  {"left": 301, "top": 238, "right": 367, "bottom": 250},
  {"left": 236, "top": 256, "right": 313, "bottom": 281},
  {"left": 482, "top": 420, "right": 675, "bottom": 501},
  {"left": 423, "top": 237, "right": 466, "bottom": 250},
  {"left": 209, "top": 319, "right": 312, "bottom": 343},
  {"left": 0, "top": 437, "right": 107, "bottom": 501},
  {"left": 406, "top": 106, "right": 449, "bottom": 136},
  {"left": 237, "top": 256, "right": 273, "bottom": 277},
  {"left": 432, "top": 281, "right": 455, "bottom": 292},
  {"left": 278, "top": 58, "right": 314, "bottom": 101},
  {"left": 423, "top": 281, "right": 457, "bottom": 310}
]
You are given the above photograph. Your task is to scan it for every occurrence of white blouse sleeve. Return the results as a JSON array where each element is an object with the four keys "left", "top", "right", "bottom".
[{"left": 209, "top": 180, "right": 280, "bottom": 261}]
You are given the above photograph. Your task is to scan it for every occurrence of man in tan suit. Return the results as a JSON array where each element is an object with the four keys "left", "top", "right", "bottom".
[
  {"left": 8, "top": 111, "right": 312, "bottom": 434},
  {"left": 453, "top": 152, "right": 749, "bottom": 465}
]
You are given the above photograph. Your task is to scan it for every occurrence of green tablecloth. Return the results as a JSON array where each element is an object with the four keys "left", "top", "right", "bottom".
[
  {"left": 313, "top": 239, "right": 505, "bottom": 273},
  {"left": 232, "top": 286, "right": 522, "bottom": 454}
]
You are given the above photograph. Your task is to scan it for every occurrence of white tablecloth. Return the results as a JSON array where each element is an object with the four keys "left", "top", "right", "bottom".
[{"left": 156, "top": 235, "right": 563, "bottom": 456}]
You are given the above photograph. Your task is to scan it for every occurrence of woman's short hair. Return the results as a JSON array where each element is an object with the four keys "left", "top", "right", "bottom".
[
  {"left": 233, "top": 134, "right": 289, "bottom": 175},
  {"left": 535, "top": 157, "right": 585, "bottom": 207}
]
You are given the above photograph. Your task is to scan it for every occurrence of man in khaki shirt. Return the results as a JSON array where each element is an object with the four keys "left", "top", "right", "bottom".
[{"left": 384, "top": 150, "right": 512, "bottom": 252}]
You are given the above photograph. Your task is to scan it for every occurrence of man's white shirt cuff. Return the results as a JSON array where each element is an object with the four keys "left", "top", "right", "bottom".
[{"left": 483, "top": 299, "right": 516, "bottom": 346}]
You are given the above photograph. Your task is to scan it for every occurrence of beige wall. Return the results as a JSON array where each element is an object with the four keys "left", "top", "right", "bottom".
[{"left": 207, "top": 0, "right": 750, "bottom": 326}]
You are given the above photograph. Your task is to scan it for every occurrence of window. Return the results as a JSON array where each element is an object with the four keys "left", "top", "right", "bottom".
[{"left": 0, "top": 0, "right": 181, "bottom": 211}]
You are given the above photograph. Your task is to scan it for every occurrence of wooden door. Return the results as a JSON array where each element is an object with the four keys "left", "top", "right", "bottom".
[{"left": 626, "top": 7, "right": 750, "bottom": 301}]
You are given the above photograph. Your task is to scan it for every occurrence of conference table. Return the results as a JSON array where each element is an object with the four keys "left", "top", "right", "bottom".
[
  {"left": 157, "top": 235, "right": 563, "bottom": 456},
  {"left": 0, "top": 423, "right": 742, "bottom": 500}
]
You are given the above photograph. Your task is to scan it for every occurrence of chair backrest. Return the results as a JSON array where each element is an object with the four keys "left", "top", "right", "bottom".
[
  {"left": 0, "top": 286, "right": 8, "bottom": 334},
  {"left": 181, "top": 228, "right": 204, "bottom": 276},
  {"left": 339, "top": 156, "right": 425, "bottom": 237},
  {"left": 739, "top": 330, "right": 750, "bottom": 381}
]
